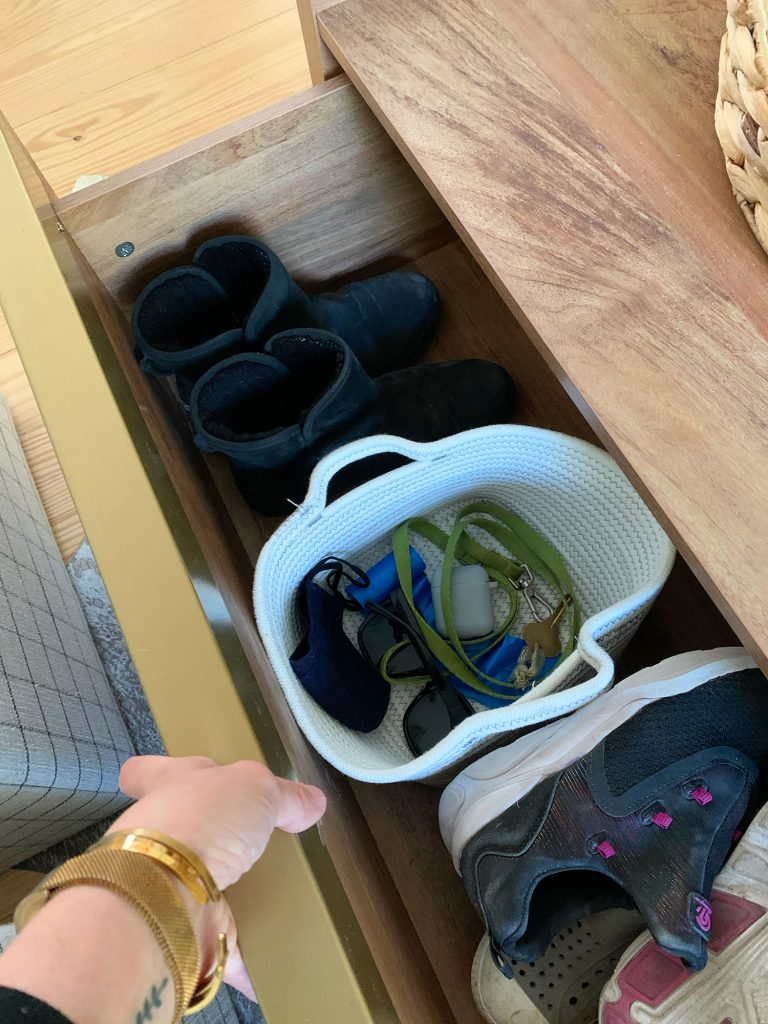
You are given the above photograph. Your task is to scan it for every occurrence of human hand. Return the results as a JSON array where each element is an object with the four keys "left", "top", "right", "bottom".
[{"left": 108, "top": 756, "right": 326, "bottom": 999}]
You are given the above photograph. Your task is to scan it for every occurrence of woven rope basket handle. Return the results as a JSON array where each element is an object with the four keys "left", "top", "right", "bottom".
[{"left": 716, "top": 0, "right": 768, "bottom": 250}]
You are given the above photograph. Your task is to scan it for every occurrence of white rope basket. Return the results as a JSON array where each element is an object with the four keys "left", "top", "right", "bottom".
[{"left": 254, "top": 427, "right": 675, "bottom": 783}]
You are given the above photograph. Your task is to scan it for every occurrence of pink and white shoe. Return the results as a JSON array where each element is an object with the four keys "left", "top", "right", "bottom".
[{"left": 599, "top": 800, "right": 768, "bottom": 1024}]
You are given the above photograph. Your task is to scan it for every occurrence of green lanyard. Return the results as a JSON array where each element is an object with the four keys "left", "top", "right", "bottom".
[{"left": 390, "top": 501, "right": 580, "bottom": 698}]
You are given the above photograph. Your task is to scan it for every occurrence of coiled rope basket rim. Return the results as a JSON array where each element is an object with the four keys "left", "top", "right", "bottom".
[{"left": 716, "top": 0, "right": 768, "bottom": 252}]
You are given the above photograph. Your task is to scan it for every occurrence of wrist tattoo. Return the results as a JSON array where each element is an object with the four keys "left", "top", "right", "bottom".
[{"left": 133, "top": 976, "right": 169, "bottom": 1023}]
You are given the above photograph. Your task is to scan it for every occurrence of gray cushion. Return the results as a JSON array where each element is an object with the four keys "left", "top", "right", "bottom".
[{"left": 0, "top": 397, "right": 133, "bottom": 870}]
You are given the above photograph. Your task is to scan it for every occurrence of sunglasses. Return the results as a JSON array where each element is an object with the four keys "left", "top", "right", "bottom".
[{"left": 361, "top": 592, "right": 473, "bottom": 756}]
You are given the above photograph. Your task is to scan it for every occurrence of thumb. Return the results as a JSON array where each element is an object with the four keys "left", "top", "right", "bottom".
[{"left": 272, "top": 776, "right": 326, "bottom": 833}]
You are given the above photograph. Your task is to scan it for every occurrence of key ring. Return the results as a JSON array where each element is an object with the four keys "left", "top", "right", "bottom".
[{"left": 511, "top": 564, "right": 553, "bottom": 622}]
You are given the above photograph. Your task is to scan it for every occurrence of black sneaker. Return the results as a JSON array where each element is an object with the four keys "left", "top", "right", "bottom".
[{"left": 440, "top": 649, "right": 768, "bottom": 975}]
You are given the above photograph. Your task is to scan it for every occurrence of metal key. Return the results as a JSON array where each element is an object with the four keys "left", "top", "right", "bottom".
[{"left": 521, "top": 596, "right": 571, "bottom": 658}]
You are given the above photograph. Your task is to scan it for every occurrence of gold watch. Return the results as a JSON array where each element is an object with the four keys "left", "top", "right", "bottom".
[
  {"left": 95, "top": 828, "right": 228, "bottom": 1013},
  {"left": 15, "top": 829, "right": 229, "bottom": 1021}
]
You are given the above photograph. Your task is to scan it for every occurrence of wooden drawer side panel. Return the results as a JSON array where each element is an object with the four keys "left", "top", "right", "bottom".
[{"left": 54, "top": 77, "right": 449, "bottom": 313}]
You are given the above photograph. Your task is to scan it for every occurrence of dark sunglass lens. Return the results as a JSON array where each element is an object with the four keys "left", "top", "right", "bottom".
[
  {"left": 358, "top": 611, "right": 422, "bottom": 678},
  {"left": 357, "top": 613, "right": 395, "bottom": 670},
  {"left": 386, "top": 643, "right": 424, "bottom": 678},
  {"left": 404, "top": 688, "right": 455, "bottom": 755}
]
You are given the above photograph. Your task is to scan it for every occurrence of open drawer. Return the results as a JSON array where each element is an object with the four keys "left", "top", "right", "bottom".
[{"left": 0, "top": 54, "right": 747, "bottom": 1024}]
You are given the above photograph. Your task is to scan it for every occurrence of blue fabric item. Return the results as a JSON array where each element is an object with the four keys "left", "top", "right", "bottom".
[
  {"left": 447, "top": 641, "right": 559, "bottom": 708},
  {"left": 290, "top": 579, "right": 390, "bottom": 732},
  {"left": 347, "top": 547, "right": 426, "bottom": 610}
]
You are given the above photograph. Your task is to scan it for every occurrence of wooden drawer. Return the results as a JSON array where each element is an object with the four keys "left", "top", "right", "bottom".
[{"left": 0, "top": 5, "right": 759, "bottom": 1020}]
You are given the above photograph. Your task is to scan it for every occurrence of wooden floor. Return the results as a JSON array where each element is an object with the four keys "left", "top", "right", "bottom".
[{"left": 0, "top": 0, "right": 311, "bottom": 558}]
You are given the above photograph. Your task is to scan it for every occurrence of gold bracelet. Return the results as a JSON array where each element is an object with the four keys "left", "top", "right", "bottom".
[
  {"left": 15, "top": 848, "right": 200, "bottom": 1024},
  {"left": 93, "top": 829, "right": 228, "bottom": 1014},
  {"left": 94, "top": 829, "right": 221, "bottom": 905}
]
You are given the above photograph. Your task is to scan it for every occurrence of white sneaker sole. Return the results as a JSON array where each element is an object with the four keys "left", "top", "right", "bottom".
[
  {"left": 599, "top": 800, "right": 768, "bottom": 1023},
  {"left": 439, "top": 648, "right": 755, "bottom": 869},
  {"left": 472, "top": 909, "right": 644, "bottom": 1024}
]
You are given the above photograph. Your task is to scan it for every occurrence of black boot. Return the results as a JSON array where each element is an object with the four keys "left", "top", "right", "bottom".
[
  {"left": 189, "top": 329, "right": 515, "bottom": 515},
  {"left": 133, "top": 236, "right": 439, "bottom": 398}
]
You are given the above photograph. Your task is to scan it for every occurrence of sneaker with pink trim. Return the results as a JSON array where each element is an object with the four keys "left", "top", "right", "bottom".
[
  {"left": 599, "top": 800, "right": 768, "bottom": 1024},
  {"left": 440, "top": 649, "right": 768, "bottom": 981}
]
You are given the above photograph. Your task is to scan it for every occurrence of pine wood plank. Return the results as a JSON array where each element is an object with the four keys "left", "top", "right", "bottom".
[
  {"left": 0, "top": 0, "right": 310, "bottom": 559},
  {"left": 13, "top": 9, "right": 312, "bottom": 196},
  {"left": 319, "top": 0, "right": 768, "bottom": 671},
  {"left": 0, "top": 0, "right": 295, "bottom": 128}
]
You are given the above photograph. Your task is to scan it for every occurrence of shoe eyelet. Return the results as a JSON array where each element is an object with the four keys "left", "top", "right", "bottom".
[
  {"left": 640, "top": 802, "right": 673, "bottom": 828},
  {"left": 683, "top": 778, "right": 713, "bottom": 805},
  {"left": 683, "top": 777, "right": 705, "bottom": 799},
  {"left": 587, "top": 833, "right": 616, "bottom": 858},
  {"left": 640, "top": 802, "right": 662, "bottom": 825}
]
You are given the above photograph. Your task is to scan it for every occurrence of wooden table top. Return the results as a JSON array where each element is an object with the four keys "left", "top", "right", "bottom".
[{"left": 319, "top": 0, "right": 768, "bottom": 670}]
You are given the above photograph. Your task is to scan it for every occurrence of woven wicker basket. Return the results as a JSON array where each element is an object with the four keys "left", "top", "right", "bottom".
[{"left": 716, "top": 0, "right": 768, "bottom": 250}]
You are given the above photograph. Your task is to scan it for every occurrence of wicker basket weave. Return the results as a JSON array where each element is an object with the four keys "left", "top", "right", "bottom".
[{"left": 716, "top": 0, "right": 768, "bottom": 250}]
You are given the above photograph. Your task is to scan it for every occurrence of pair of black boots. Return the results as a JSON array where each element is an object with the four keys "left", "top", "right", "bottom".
[{"left": 132, "top": 236, "right": 514, "bottom": 515}]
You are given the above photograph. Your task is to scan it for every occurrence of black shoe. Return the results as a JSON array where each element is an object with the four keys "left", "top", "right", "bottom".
[
  {"left": 189, "top": 328, "right": 515, "bottom": 515},
  {"left": 440, "top": 650, "right": 768, "bottom": 973},
  {"left": 132, "top": 236, "right": 439, "bottom": 398}
]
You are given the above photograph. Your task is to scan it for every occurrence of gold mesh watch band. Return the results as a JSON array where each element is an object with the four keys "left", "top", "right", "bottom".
[
  {"left": 14, "top": 847, "right": 201, "bottom": 1024},
  {"left": 95, "top": 829, "right": 228, "bottom": 1012}
]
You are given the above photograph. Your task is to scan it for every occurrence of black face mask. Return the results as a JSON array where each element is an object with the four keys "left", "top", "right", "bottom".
[
  {"left": 290, "top": 559, "right": 390, "bottom": 733},
  {"left": 363, "top": 593, "right": 474, "bottom": 756}
]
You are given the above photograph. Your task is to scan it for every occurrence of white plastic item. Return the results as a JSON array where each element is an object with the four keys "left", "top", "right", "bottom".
[
  {"left": 430, "top": 562, "right": 495, "bottom": 639},
  {"left": 253, "top": 426, "right": 676, "bottom": 784}
]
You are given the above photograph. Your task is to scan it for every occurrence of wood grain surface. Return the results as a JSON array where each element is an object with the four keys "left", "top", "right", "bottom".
[
  {"left": 297, "top": 0, "right": 344, "bottom": 83},
  {"left": 0, "top": 0, "right": 310, "bottom": 196},
  {"left": 57, "top": 78, "right": 449, "bottom": 313},
  {"left": 319, "top": 0, "right": 768, "bottom": 671}
]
